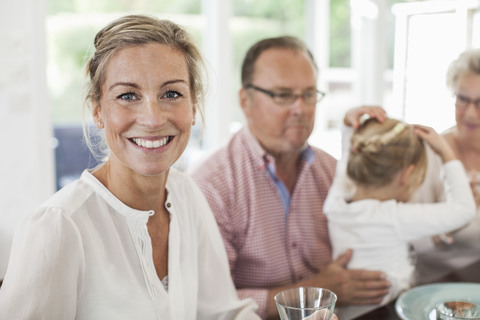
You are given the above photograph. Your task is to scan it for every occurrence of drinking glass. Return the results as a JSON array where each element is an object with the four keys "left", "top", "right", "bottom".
[{"left": 274, "top": 287, "right": 337, "bottom": 320}]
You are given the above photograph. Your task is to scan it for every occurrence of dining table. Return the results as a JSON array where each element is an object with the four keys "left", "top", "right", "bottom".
[{"left": 352, "top": 258, "right": 480, "bottom": 320}]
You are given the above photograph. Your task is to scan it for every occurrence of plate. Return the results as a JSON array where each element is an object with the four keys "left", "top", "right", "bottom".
[{"left": 395, "top": 282, "right": 480, "bottom": 320}]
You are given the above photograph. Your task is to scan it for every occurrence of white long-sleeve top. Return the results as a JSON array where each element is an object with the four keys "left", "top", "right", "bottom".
[
  {"left": 410, "top": 148, "right": 480, "bottom": 283},
  {"left": 0, "top": 169, "right": 259, "bottom": 320},
  {"left": 324, "top": 126, "right": 476, "bottom": 303}
]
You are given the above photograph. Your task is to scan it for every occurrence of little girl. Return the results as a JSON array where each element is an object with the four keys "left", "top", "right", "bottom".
[{"left": 324, "top": 107, "right": 476, "bottom": 319}]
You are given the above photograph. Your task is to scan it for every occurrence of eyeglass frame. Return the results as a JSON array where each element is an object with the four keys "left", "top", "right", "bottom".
[
  {"left": 245, "top": 84, "right": 326, "bottom": 106},
  {"left": 455, "top": 93, "right": 480, "bottom": 110}
]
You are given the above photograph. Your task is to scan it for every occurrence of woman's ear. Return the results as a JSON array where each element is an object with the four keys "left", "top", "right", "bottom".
[{"left": 92, "top": 102, "right": 104, "bottom": 129}]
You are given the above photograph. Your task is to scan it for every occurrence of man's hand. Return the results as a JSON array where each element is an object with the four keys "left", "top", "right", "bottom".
[
  {"left": 317, "top": 249, "right": 391, "bottom": 306},
  {"left": 344, "top": 106, "right": 387, "bottom": 129}
]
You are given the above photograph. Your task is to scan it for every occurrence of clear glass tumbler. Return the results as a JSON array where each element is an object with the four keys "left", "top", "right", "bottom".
[{"left": 274, "top": 287, "right": 337, "bottom": 320}]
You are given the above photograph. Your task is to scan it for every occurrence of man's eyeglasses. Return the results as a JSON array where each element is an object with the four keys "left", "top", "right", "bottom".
[
  {"left": 245, "top": 84, "right": 325, "bottom": 106},
  {"left": 456, "top": 93, "right": 480, "bottom": 110}
]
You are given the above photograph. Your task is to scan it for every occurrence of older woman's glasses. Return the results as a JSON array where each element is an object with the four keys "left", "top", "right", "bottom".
[
  {"left": 456, "top": 93, "right": 480, "bottom": 110},
  {"left": 245, "top": 84, "right": 325, "bottom": 106}
]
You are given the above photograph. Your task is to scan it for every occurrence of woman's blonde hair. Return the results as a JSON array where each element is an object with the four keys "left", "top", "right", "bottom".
[
  {"left": 347, "top": 118, "right": 427, "bottom": 190},
  {"left": 83, "top": 14, "right": 206, "bottom": 160}
]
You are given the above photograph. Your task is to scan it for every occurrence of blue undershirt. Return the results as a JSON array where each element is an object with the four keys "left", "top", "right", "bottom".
[{"left": 264, "top": 146, "right": 314, "bottom": 220}]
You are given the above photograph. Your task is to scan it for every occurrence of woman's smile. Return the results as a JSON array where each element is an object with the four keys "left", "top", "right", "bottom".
[{"left": 131, "top": 136, "right": 173, "bottom": 149}]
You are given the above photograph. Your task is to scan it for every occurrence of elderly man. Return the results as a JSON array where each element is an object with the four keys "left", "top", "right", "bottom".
[{"left": 191, "top": 36, "right": 390, "bottom": 319}]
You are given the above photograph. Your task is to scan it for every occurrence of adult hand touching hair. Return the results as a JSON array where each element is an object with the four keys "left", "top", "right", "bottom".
[
  {"left": 344, "top": 106, "right": 387, "bottom": 129},
  {"left": 413, "top": 124, "right": 456, "bottom": 163}
]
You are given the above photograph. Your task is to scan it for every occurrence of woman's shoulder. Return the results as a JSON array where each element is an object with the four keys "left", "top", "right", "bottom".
[
  {"left": 443, "top": 127, "right": 459, "bottom": 150},
  {"left": 15, "top": 180, "right": 92, "bottom": 239},
  {"left": 23, "top": 175, "right": 96, "bottom": 227},
  {"left": 46, "top": 175, "right": 94, "bottom": 207}
]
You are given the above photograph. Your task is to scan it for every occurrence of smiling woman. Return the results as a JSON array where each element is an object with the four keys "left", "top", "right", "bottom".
[
  {"left": 90, "top": 43, "right": 195, "bottom": 180},
  {"left": 0, "top": 14, "right": 260, "bottom": 320}
]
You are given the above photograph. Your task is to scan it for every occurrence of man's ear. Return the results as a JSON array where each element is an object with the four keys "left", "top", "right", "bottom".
[{"left": 239, "top": 87, "right": 252, "bottom": 116}]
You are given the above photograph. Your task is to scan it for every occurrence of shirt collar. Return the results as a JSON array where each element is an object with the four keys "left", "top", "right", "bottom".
[{"left": 240, "top": 126, "right": 314, "bottom": 170}]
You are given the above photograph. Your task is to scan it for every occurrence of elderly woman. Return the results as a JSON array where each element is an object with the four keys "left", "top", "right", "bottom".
[
  {"left": 411, "top": 48, "right": 480, "bottom": 283},
  {"left": 0, "top": 15, "right": 260, "bottom": 320}
]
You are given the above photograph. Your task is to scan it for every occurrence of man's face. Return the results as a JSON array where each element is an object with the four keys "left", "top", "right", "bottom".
[{"left": 240, "top": 48, "right": 318, "bottom": 156}]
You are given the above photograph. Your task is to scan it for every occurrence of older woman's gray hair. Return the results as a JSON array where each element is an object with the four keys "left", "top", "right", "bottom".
[{"left": 446, "top": 48, "right": 480, "bottom": 92}]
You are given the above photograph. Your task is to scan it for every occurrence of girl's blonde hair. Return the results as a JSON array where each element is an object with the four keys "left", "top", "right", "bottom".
[{"left": 347, "top": 118, "right": 427, "bottom": 190}]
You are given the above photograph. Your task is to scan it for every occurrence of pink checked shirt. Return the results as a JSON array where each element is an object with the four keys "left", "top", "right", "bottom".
[{"left": 191, "top": 127, "right": 336, "bottom": 319}]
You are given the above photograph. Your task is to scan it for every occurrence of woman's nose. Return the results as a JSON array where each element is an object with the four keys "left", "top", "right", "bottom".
[
  {"left": 464, "top": 101, "right": 480, "bottom": 117},
  {"left": 139, "top": 98, "right": 167, "bottom": 127}
]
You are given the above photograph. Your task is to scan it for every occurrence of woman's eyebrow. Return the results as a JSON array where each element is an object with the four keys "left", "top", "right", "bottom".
[
  {"left": 109, "top": 79, "right": 188, "bottom": 90},
  {"left": 161, "top": 79, "right": 188, "bottom": 87},
  {"left": 109, "top": 82, "right": 139, "bottom": 90}
]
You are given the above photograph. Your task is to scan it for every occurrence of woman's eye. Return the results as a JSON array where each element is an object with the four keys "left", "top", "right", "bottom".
[
  {"left": 117, "top": 92, "right": 137, "bottom": 101},
  {"left": 164, "top": 90, "right": 181, "bottom": 99}
]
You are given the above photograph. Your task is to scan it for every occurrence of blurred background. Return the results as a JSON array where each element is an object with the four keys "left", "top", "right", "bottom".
[{"left": 0, "top": 0, "right": 479, "bottom": 279}]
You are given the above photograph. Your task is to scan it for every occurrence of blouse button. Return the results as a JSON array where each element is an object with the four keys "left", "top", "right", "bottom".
[{"left": 166, "top": 202, "right": 171, "bottom": 208}]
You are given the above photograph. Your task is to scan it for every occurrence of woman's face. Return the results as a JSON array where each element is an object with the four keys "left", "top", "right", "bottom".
[
  {"left": 94, "top": 43, "right": 194, "bottom": 177},
  {"left": 455, "top": 73, "right": 480, "bottom": 140}
]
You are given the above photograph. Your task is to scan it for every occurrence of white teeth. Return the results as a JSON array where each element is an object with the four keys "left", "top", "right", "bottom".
[{"left": 132, "top": 137, "right": 169, "bottom": 148}]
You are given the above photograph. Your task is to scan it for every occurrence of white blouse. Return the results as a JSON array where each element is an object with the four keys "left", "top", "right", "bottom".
[{"left": 0, "top": 169, "right": 259, "bottom": 320}]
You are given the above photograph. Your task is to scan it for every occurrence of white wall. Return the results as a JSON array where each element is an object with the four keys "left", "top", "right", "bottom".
[{"left": 0, "top": 0, "right": 55, "bottom": 278}]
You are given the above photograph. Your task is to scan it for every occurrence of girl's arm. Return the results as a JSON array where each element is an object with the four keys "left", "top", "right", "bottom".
[
  {"left": 414, "top": 125, "right": 456, "bottom": 163},
  {"left": 395, "top": 160, "right": 476, "bottom": 240}
]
